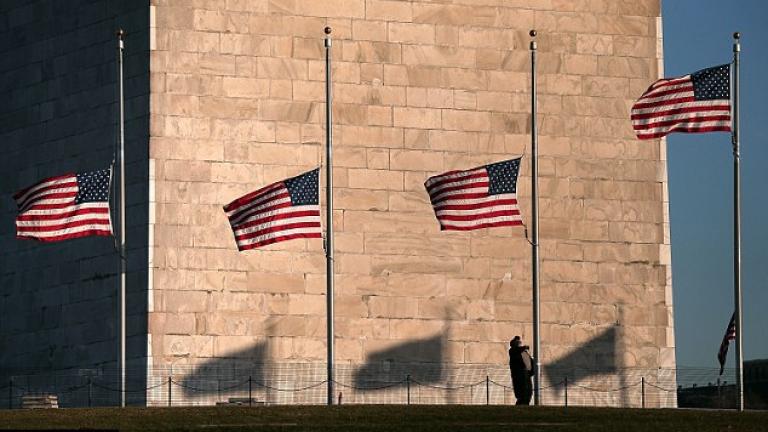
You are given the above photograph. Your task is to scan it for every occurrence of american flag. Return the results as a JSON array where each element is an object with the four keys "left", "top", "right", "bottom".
[
  {"left": 424, "top": 158, "right": 523, "bottom": 231},
  {"left": 717, "top": 312, "right": 737, "bottom": 375},
  {"left": 14, "top": 169, "right": 113, "bottom": 242},
  {"left": 631, "top": 64, "right": 731, "bottom": 140},
  {"left": 224, "top": 168, "right": 321, "bottom": 251}
]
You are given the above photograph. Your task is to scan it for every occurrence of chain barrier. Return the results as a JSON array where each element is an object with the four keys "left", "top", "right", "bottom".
[
  {"left": 91, "top": 380, "right": 167, "bottom": 393},
  {"left": 410, "top": 378, "right": 485, "bottom": 390},
  {"left": 0, "top": 366, "right": 747, "bottom": 409},
  {"left": 572, "top": 381, "right": 641, "bottom": 393},
  {"left": 249, "top": 379, "right": 328, "bottom": 393},
  {"left": 488, "top": 378, "right": 513, "bottom": 390},
  {"left": 332, "top": 379, "right": 407, "bottom": 391},
  {"left": 171, "top": 379, "right": 250, "bottom": 393},
  {"left": 645, "top": 382, "right": 676, "bottom": 393}
]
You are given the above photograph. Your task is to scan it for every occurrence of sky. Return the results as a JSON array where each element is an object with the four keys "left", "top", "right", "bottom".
[{"left": 662, "top": 1, "right": 768, "bottom": 367}]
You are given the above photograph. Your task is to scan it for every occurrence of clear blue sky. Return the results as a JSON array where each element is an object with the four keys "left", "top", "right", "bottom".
[{"left": 663, "top": 1, "right": 768, "bottom": 367}]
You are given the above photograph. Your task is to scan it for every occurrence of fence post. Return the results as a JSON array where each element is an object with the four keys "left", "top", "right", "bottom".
[
  {"left": 641, "top": 377, "right": 645, "bottom": 409},
  {"left": 485, "top": 375, "right": 489, "bottom": 405},
  {"left": 248, "top": 376, "right": 252, "bottom": 407},
  {"left": 168, "top": 376, "right": 172, "bottom": 407},
  {"left": 406, "top": 374, "right": 410, "bottom": 405},
  {"left": 8, "top": 379, "right": 12, "bottom": 410},
  {"left": 88, "top": 377, "right": 92, "bottom": 408},
  {"left": 564, "top": 377, "right": 568, "bottom": 408}
]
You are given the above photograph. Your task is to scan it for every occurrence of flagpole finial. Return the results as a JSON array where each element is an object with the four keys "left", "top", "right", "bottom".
[
  {"left": 324, "top": 26, "right": 332, "bottom": 35},
  {"left": 529, "top": 29, "right": 536, "bottom": 38},
  {"left": 529, "top": 29, "right": 537, "bottom": 51},
  {"left": 117, "top": 28, "right": 125, "bottom": 40},
  {"left": 733, "top": 31, "right": 740, "bottom": 40}
]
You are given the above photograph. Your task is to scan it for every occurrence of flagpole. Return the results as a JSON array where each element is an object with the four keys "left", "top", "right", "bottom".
[
  {"left": 324, "top": 26, "right": 335, "bottom": 406},
  {"left": 116, "top": 28, "right": 127, "bottom": 408},
  {"left": 529, "top": 29, "right": 542, "bottom": 406},
  {"left": 731, "top": 31, "right": 743, "bottom": 412}
]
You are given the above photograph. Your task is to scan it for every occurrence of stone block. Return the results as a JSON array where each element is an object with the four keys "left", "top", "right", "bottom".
[
  {"left": 200, "top": 53, "right": 237, "bottom": 76},
  {"left": 257, "top": 57, "right": 307, "bottom": 79},
  {"left": 292, "top": 37, "right": 324, "bottom": 60},
  {"left": 459, "top": 27, "right": 516, "bottom": 49},
  {"left": 388, "top": 22, "right": 435, "bottom": 44},
  {"left": 368, "top": 296, "right": 418, "bottom": 319},
  {"left": 269, "top": 0, "right": 365, "bottom": 18},
  {"left": 441, "top": 68, "right": 487, "bottom": 91},
  {"left": 442, "top": 109, "right": 491, "bottom": 132},
  {"left": 365, "top": 0, "right": 413, "bottom": 21},
  {"left": 598, "top": 15, "right": 653, "bottom": 36},
  {"left": 402, "top": 45, "right": 475, "bottom": 68},
  {"left": 598, "top": 56, "right": 652, "bottom": 78},
  {"left": 348, "top": 168, "right": 403, "bottom": 190},
  {"left": 389, "top": 149, "right": 444, "bottom": 171},
  {"left": 393, "top": 107, "right": 441, "bottom": 130}
]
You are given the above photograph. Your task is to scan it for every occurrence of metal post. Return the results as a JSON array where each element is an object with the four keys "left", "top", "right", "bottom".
[
  {"left": 406, "top": 374, "right": 411, "bottom": 405},
  {"left": 168, "top": 376, "right": 172, "bottom": 407},
  {"left": 324, "top": 26, "right": 335, "bottom": 407},
  {"left": 564, "top": 377, "right": 568, "bottom": 407},
  {"left": 732, "top": 31, "right": 743, "bottom": 413},
  {"left": 641, "top": 377, "right": 645, "bottom": 409},
  {"left": 8, "top": 379, "right": 12, "bottom": 409},
  {"left": 718, "top": 377, "right": 722, "bottom": 409},
  {"left": 248, "top": 376, "right": 252, "bottom": 407},
  {"left": 529, "top": 29, "right": 542, "bottom": 406},
  {"left": 88, "top": 377, "right": 92, "bottom": 408},
  {"left": 486, "top": 376, "right": 490, "bottom": 405},
  {"left": 116, "top": 28, "right": 127, "bottom": 409}
]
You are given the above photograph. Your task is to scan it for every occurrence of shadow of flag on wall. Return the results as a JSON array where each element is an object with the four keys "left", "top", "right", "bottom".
[
  {"left": 353, "top": 334, "right": 444, "bottom": 388},
  {"left": 543, "top": 326, "right": 618, "bottom": 384}
]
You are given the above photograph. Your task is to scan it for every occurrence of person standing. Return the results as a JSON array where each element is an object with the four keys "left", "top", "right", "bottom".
[{"left": 509, "top": 336, "right": 534, "bottom": 405}]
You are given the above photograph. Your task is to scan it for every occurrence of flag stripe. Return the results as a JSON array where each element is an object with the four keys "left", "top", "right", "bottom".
[
  {"left": 229, "top": 194, "right": 293, "bottom": 226},
  {"left": 633, "top": 115, "right": 731, "bottom": 130},
  {"left": 231, "top": 206, "right": 319, "bottom": 232},
  {"left": 16, "top": 207, "right": 110, "bottom": 227},
  {"left": 237, "top": 232, "right": 323, "bottom": 251},
  {"left": 630, "top": 104, "right": 731, "bottom": 120},
  {"left": 234, "top": 212, "right": 321, "bottom": 238},
  {"left": 227, "top": 189, "right": 290, "bottom": 222},
  {"left": 13, "top": 174, "right": 75, "bottom": 203},
  {"left": 440, "top": 219, "right": 523, "bottom": 231},
  {"left": 16, "top": 203, "right": 108, "bottom": 220},
  {"left": 16, "top": 181, "right": 79, "bottom": 209}
]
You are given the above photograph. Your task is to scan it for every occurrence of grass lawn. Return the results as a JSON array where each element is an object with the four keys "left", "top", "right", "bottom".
[{"left": 0, "top": 405, "right": 766, "bottom": 431}]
